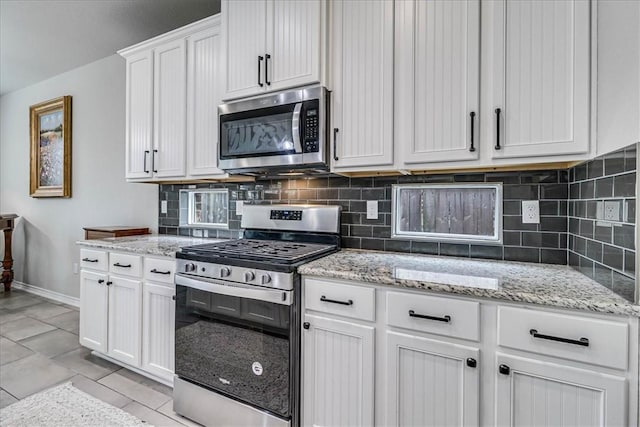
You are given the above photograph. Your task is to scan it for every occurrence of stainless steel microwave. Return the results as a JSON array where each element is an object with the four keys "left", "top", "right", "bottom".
[{"left": 218, "top": 86, "right": 329, "bottom": 174}]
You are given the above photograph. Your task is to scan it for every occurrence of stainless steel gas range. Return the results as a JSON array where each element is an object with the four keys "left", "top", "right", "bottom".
[{"left": 173, "top": 204, "right": 341, "bottom": 427}]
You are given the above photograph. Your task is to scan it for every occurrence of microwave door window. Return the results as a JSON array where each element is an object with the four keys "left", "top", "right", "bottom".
[{"left": 222, "top": 112, "right": 295, "bottom": 157}]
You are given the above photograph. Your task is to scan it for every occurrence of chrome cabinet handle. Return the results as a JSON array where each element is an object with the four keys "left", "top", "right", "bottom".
[
  {"left": 529, "top": 329, "right": 589, "bottom": 347},
  {"left": 143, "top": 150, "right": 150, "bottom": 173},
  {"left": 333, "top": 128, "right": 339, "bottom": 161},
  {"left": 82, "top": 258, "right": 98, "bottom": 263},
  {"left": 152, "top": 149, "right": 158, "bottom": 173},
  {"left": 113, "top": 262, "right": 132, "bottom": 268},
  {"left": 408, "top": 310, "right": 451, "bottom": 323},
  {"left": 150, "top": 268, "right": 171, "bottom": 275}
]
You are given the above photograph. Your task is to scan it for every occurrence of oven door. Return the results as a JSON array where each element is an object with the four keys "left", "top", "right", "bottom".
[{"left": 174, "top": 274, "right": 293, "bottom": 419}]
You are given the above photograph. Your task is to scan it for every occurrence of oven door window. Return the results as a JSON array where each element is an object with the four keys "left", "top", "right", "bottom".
[
  {"left": 175, "top": 285, "right": 291, "bottom": 418},
  {"left": 219, "top": 104, "right": 300, "bottom": 159}
]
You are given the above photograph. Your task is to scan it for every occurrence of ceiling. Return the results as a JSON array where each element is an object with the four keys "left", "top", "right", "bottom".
[{"left": 0, "top": 0, "right": 221, "bottom": 95}]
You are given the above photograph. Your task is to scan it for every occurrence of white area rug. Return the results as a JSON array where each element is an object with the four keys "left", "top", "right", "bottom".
[{"left": 0, "top": 382, "right": 151, "bottom": 426}]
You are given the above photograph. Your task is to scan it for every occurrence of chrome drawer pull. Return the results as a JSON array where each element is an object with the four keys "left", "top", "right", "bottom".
[
  {"left": 82, "top": 258, "right": 99, "bottom": 262},
  {"left": 320, "top": 295, "right": 353, "bottom": 306},
  {"left": 150, "top": 268, "right": 171, "bottom": 275},
  {"left": 113, "top": 262, "right": 132, "bottom": 268},
  {"left": 408, "top": 310, "right": 451, "bottom": 323},
  {"left": 529, "top": 329, "right": 589, "bottom": 347}
]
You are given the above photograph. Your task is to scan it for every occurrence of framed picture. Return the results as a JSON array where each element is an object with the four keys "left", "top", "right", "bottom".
[{"left": 29, "top": 96, "right": 72, "bottom": 198}]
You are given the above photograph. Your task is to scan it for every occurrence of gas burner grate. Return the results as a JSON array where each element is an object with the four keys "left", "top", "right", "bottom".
[{"left": 181, "top": 239, "right": 337, "bottom": 263}]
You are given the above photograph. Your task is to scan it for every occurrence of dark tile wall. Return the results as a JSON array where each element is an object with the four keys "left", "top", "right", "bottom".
[
  {"left": 159, "top": 169, "right": 569, "bottom": 265},
  {"left": 568, "top": 143, "right": 637, "bottom": 302}
]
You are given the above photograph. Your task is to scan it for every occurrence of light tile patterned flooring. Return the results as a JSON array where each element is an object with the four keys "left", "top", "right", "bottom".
[{"left": 0, "top": 289, "right": 200, "bottom": 426}]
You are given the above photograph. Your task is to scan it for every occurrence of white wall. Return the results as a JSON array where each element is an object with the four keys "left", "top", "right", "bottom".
[
  {"left": 0, "top": 54, "right": 158, "bottom": 299},
  {"left": 596, "top": 0, "right": 640, "bottom": 156}
]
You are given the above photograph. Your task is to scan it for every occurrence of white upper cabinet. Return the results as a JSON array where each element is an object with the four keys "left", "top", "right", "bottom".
[
  {"left": 124, "top": 51, "right": 153, "bottom": 179},
  {"left": 396, "top": 0, "right": 480, "bottom": 165},
  {"left": 120, "top": 15, "right": 224, "bottom": 182},
  {"left": 488, "top": 0, "right": 591, "bottom": 159},
  {"left": 153, "top": 38, "right": 187, "bottom": 178},
  {"left": 331, "top": 0, "right": 394, "bottom": 170},
  {"left": 187, "top": 24, "right": 226, "bottom": 177},
  {"left": 221, "top": 0, "right": 324, "bottom": 100}
]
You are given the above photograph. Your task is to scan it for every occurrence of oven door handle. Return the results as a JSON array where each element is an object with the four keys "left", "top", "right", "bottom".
[
  {"left": 175, "top": 274, "right": 292, "bottom": 306},
  {"left": 291, "top": 102, "right": 303, "bottom": 154}
]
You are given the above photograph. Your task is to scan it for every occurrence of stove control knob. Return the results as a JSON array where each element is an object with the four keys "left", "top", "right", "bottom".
[
  {"left": 184, "top": 263, "right": 197, "bottom": 273},
  {"left": 244, "top": 271, "right": 255, "bottom": 282},
  {"left": 260, "top": 274, "right": 272, "bottom": 285},
  {"left": 220, "top": 267, "right": 231, "bottom": 278}
]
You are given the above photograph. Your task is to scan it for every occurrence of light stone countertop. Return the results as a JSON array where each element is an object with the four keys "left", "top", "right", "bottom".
[
  {"left": 76, "top": 235, "right": 225, "bottom": 257},
  {"left": 298, "top": 249, "right": 640, "bottom": 317}
]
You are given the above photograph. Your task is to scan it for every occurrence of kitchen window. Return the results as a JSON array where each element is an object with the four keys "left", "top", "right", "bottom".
[
  {"left": 392, "top": 183, "right": 503, "bottom": 244},
  {"left": 179, "top": 189, "right": 229, "bottom": 229}
]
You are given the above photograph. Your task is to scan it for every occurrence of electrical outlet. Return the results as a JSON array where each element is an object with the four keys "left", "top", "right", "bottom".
[
  {"left": 522, "top": 200, "right": 540, "bottom": 224},
  {"left": 193, "top": 229, "right": 203, "bottom": 237},
  {"left": 366, "top": 201, "right": 379, "bottom": 219},
  {"left": 604, "top": 201, "right": 620, "bottom": 221},
  {"left": 72, "top": 263, "right": 78, "bottom": 275},
  {"left": 236, "top": 201, "right": 244, "bottom": 216},
  {"left": 161, "top": 200, "right": 168, "bottom": 214}
]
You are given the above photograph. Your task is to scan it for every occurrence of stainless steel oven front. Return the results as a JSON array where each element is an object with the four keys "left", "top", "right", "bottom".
[
  {"left": 218, "top": 86, "right": 328, "bottom": 174},
  {"left": 173, "top": 273, "right": 299, "bottom": 427}
]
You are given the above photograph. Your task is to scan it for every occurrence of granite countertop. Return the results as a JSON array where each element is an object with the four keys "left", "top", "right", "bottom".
[
  {"left": 76, "top": 235, "right": 224, "bottom": 257},
  {"left": 298, "top": 249, "right": 640, "bottom": 317}
]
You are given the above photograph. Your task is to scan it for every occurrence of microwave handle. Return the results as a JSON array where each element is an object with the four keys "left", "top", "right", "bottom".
[{"left": 292, "top": 103, "right": 303, "bottom": 154}]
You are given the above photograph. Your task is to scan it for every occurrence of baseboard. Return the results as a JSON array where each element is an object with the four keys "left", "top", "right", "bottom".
[{"left": 11, "top": 281, "right": 80, "bottom": 308}]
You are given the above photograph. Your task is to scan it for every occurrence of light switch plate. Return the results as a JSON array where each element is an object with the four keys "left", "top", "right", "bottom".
[
  {"left": 236, "top": 200, "right": 244, "bottom": 216},
  {"left": 366, "top": 201, "right": 379, "bottom": 219},
  {"left": 522, "top": 200, "right": 540, "bottom": 224},
  {"left": 161, "top": 200, "right": 168, "bottom": 214}
]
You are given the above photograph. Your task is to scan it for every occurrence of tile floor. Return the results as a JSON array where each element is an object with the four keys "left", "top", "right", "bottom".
[{"left": 0, "top": 289, "right": 200, "bottom": 426}]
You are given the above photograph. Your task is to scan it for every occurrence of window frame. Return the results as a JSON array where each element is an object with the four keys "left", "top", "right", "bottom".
[
  {"left": 391, "top": 183, "right": 503, "bottom": 245},
  {"left": 179, "top": 188, "right": 230, "bottom": 229}
]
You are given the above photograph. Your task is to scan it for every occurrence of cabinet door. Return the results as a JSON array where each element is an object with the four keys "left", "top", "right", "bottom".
[
  {"left": 302, "top": 314, "right": 375, "bottom": 427},
  {"left": 490, "top": 0, "right": 590, "bottom": 159},
  {"left": 331, "top": 0, "right": 394, "bottom": 169},
  {"left": 222, "top": 0, "right": 267, "bottom": 100},
  {"left": 108, "top": 276, "right": 142, "bottom": 366},
  {"left": 265, "top": 0, "right": 323, "bottom": 92},
  {"left": 125, "top": 51, "right": 153, "bottom": 180},
  {"left": 153, "top": 38, "right": 187, "bottom": 178},
  {"left": 186, "top": 24, "right": 226, "bottom": 177},
  {"left": 386, "top": 331, "right": 479, "bottom": 427},
  {"left": 142, "top": 283, "right": 175, "bottom": 382},
  {"left": 79, "top": 270, "right": 108, "bottom": 353},
  {"left": 397, "top": 0, "right": 480, "bottom": 165},
  {"left": 495, "top": 353, "right": 627, "bottom": 427}
]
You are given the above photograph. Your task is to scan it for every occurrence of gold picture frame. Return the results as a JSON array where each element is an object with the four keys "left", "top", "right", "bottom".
[{"left": 29, "top": 96, "right": 72, "bottom": 198}]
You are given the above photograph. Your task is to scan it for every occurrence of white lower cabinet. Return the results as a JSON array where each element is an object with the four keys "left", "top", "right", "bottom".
[
  {"left": 386, "top": 332, "right": 479, "bottom": 427},
  {"left": 79, "top": 248, "right": 175, "bottom": 386},
  {"left": 302, "top": 314, "right": 375, "bottom": 427},
  {"left": 142, "top": 282, "right": 175, "bottom": 382},
  {"left": 301, "top": 276, "right": 639, "bottom": 427},
  {"left": 79, "top": 270, "right": 108, "bottom": 354},
  {"left": 495, "top": 353, "right": 627, "bottom": 427},
  {"left": 107, "top": 275, "right": 142, "bottom": 366}
]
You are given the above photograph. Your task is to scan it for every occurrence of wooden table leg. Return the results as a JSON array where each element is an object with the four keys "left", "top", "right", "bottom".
[{"left": 1, "top": 227, "right": 13, "bottom": 291}]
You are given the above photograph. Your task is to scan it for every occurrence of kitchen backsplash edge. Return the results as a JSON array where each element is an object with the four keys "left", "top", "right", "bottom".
[{"left": 159, "top": 143, "right": 637, "bottom": 303}]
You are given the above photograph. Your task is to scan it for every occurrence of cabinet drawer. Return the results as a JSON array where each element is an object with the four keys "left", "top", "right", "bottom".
[
  {"left": 80, "top": 249, "right": 108, "bottom": 271},
  {"left": 109, "top": 253, "right": 143, "bottom": 278},
  {"left": 497, "top": 306, "right": 629, "bottom": 370},
  {"left": 387, "top": 292, "right": 480, "bottom": 341},
  {"left": 304, "top": 279, "right": 375, "bottom": 321},
  {"left": 144, "top": 257, "right": 175, "bottom": 286}
]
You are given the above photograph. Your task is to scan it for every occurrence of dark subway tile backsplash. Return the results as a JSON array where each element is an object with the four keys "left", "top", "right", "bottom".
[{"left": 158, "top": 144, "right": 637, "bottom": 302}]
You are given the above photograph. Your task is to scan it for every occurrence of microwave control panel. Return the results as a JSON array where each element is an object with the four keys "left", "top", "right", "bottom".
[{"left": 303, "top": 104, "right": 320, "bottom": 153}]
